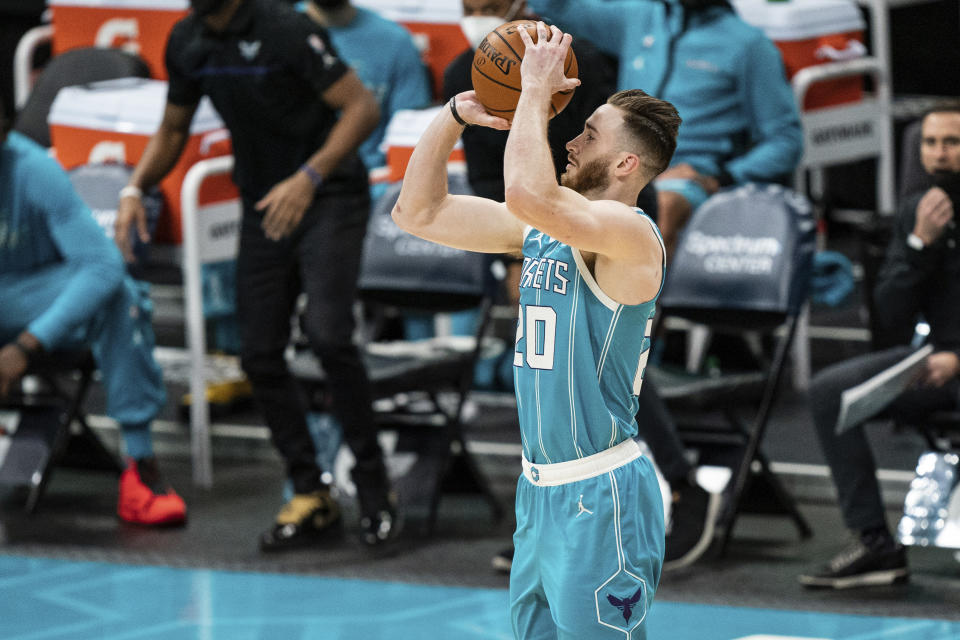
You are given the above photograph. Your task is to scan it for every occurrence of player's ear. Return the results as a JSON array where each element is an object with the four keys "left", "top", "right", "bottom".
[{"left": 614, "top": 152, "right": 641, "bottom": 177}]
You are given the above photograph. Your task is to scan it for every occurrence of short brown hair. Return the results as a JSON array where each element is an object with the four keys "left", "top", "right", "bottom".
[{"left": 607, "top": 89, "right": 681, "bottom": 176}]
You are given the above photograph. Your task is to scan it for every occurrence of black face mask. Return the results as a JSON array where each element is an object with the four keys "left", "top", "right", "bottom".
[
  {"left": 678, "top": 0, "right": 732, "bottom": 12},
  {"left": 190, "top": 0, "right": 231, "bottom": 17},
  {"left": 932, "top": 170, "right": 960, "bottom": 206}
]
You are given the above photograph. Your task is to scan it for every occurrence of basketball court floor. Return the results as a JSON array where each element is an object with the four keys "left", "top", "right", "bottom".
[
  {"left": 4, "top": 553, "right": 960, "bottom": 640},
  {"left": 2, "top": 390, "right": 960, "bottom": 640},
  {"left": 3, "top": 230, "right": 960, "bottom": 638}
]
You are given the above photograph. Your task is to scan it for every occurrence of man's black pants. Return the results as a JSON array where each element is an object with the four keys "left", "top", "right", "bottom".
[
  {"left": 236, "top": 192, "right": 386, "bottom": 495},
  {"left": 809, "top": 345, "right": 959, "bottom": 533}
]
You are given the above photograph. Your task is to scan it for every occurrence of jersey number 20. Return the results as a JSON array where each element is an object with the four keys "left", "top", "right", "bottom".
[
  {"left": 513, "top": 304, "right": 557, "bottom": 370},
  {"left": 514, "top": 306, "right": 654, "bottom": 396}
]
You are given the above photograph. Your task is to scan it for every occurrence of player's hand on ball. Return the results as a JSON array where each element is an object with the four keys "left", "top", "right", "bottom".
[
  {"left": 455, "top": 91, "right": 511, "bottom": 130},
  {"left": 516, "top": 22, "right": 580, "bottom": 95}
]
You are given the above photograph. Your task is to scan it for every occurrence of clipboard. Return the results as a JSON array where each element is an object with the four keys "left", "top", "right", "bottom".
[{"left": 835, "top": 344, "right": 934, "bottom": 435}]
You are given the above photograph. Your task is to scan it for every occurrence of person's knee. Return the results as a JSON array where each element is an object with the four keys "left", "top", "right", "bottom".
[
  {"left": 656, "top": 190, "right": 693, "bottom": 232},
  {"left": 240, "top": 350, "right": 288, "bottom": 383},
  {"left": 90, "top": 278, "right": 154, "bottom": 349},
  {"left": 310, "top": 338, "right": 360, "bottom": 361},
  {"left": 809, "top": 364, "right": 845, "bottom": 403},
  {"left": 311, "top": 339, "right": 361, "bottom": 371}
]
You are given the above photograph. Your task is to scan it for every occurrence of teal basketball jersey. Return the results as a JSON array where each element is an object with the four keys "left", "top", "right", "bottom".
[{"left": 513, "top": 212, "right": 665, "bottom": 465}]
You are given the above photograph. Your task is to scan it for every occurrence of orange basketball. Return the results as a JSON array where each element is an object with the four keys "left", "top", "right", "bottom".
[{"left": 471, "top": 20, "right": 578, "bottom": 122}]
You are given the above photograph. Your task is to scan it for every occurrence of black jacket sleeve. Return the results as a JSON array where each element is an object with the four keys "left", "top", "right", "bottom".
[{"left": 873, "top": 190, "right": 943, "bottom": 349}]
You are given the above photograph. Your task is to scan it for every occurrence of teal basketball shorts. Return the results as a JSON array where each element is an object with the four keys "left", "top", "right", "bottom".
[{"left": 510, "top": 437, "right": 665, "bottom": 639}]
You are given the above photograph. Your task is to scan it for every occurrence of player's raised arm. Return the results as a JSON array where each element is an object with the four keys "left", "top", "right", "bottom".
[
  {"left": 391, "top": 92, "right": 525, "bottom": 254},
  {"left": 503, "top": 24, "right": 665, "bottom": 266}
]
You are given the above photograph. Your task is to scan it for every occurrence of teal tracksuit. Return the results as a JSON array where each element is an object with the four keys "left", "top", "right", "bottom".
[
  {"left": 529, "top": 0, "right": 803, "bottom": 184},
  {"left": 0, "top": 132, "right": 163, "bottom": 454}
]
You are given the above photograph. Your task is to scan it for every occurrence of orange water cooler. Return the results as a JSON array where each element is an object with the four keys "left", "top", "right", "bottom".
[
  {"left": 734, "top": 0, "right": 867, "bottom": 110},
  {"left": 383, "top": 107, "right": 465, "bottom": 182},
  {"left": 48, "top": 78, "right": 237, "bottom": 243},
  {"left": 49, "top": 0, "right": 189, "bottom": 80}
]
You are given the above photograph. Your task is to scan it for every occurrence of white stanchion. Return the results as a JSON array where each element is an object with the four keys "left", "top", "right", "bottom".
[
  {"left": 180, "top": 155, "right": 235, "bottom": 488},
  {"left": 790, "top": 57, "right": 891, "bottom": 391},
  {"left": 792, "top": 57, "right": 894, "bottom": 217},
  {"left": 13, "top": 24, "right": 54, "bottom": 110}
]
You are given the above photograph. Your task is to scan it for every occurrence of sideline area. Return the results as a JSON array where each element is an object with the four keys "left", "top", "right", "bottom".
[{"left": 4, "top": 555, "right": 960, "bottom": 640}]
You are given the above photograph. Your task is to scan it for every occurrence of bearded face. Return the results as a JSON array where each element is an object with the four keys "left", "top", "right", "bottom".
[{"left": 561, "top": 156, "right": 612, "bottom": 195}]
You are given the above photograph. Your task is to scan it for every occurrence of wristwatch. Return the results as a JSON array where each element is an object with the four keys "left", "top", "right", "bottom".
[{"left": 906, "top": 233, "right": 926, "bottom": 251}]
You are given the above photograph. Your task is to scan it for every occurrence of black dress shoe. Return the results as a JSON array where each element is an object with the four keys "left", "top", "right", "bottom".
[
  {"left": 259, "top": 491, "right": 342, "bottom": 552},
  {"left": 358, "top": 490, "right": 402, "bottom": 546}
]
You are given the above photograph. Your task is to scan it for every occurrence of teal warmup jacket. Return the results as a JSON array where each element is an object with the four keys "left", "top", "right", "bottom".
[
  {"left": 529, "top": 0, "right": 803, "bottom": 183},
  {"left": 0, "top": 131, "right": 125, "bottom": 348}
]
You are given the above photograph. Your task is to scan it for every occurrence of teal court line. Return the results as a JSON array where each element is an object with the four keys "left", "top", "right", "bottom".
[{"left": 2, "top": 554, "right": 959, "bottom": 640}]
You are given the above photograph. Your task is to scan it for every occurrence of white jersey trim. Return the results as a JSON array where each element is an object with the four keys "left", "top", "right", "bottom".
[
  {"left": 641, "top": 212, "right": 668, "bottom": 299},
  {"left": 571, "top": 249, "right": 620, "bottom": 312}
]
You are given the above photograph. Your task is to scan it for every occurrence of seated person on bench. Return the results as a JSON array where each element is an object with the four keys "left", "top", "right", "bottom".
[
  {"left": 799, "top": 108, "right": 960, "bottom": 589},
  {"left": 0, "top": 96, "right": 186, "bottom": 526}
]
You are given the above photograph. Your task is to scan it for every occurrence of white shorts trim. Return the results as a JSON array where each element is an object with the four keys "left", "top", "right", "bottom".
[{"left": 522, "top": 438, "right": 643, "bottom": 486}]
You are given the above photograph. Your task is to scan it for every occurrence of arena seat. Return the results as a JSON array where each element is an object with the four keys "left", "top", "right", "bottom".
[
  {"left": 0, "top": 350, "right": 122, "bottom": 513},
  {"left": 13, "top": 46, "right": 149, "bottom": 147},
  {"left": 651, "top": 182, "right": 816, "bottom": 555}
]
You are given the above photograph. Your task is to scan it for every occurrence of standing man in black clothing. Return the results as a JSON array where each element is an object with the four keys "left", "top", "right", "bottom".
[
  {"left": 115, "top": 0, "right": 399, "bottom": 550},
  {"left": 799, "top": 108, "right": 960, "bottom": 589}
]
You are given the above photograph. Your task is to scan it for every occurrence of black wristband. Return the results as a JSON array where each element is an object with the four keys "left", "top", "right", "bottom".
[{"left": 449, "top": 97, "right": 469, "bottom": 127}]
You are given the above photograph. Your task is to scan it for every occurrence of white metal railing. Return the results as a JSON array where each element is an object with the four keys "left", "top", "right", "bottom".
[
  {"left": 180, "top": 155, "right": 239, "bottom": 487},
  {"left": 792, "top": 56, "right": 894, "bottom": 217},
  {"left": 790, "top": 57, "right": 892, "bottom": 391},
  {"left": 13, "top": 24, "right": 54, "bottom": 110}
]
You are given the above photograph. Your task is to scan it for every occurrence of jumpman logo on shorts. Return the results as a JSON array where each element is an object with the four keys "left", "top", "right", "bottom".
[{"left": 576, "top": 494, "right": 593, "bottom": 518}]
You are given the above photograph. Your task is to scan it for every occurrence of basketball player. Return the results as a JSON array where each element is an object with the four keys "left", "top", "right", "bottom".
[{"left": 393, "top": 22, "right": 680, "bottom": 639}]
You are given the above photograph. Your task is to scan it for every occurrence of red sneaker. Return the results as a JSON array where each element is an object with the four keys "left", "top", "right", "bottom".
[{"left": 117, "top": 458, "right": 187, "bottom": 526}]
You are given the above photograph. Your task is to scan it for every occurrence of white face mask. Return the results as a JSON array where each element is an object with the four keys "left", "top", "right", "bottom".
[
  {"left": 459, "top": 0, "right": 524, "bottom": 49},
  {"left": 459, "top": 16, "right": 507, "bottom": 50}
]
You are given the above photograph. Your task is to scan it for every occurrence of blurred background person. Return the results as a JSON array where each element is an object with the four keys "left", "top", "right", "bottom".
[
  {"left": 0, "top": 96, "right": 186, "bottom": 527},
  {"left": 297, "top": 0, "right": 432, "bottom": 200},
  {"left": 115, "top": 0, "right": 398, "bottom": 550},
  {"left": 799, "top": 108, "right": 960, "bottom": 589},
  {"left": 530, "top": 0, "right": 803, "bottom": 260}
]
